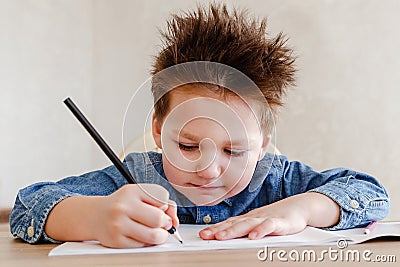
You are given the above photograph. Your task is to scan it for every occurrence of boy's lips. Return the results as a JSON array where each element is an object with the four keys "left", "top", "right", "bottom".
[{"left": 186, "top": 183, "right": 223, "bottom": 189}]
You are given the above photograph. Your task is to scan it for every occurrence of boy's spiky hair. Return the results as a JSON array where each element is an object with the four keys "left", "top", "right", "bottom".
[{"left": 151, "top": 3, "right": 296, "bottom": 128}]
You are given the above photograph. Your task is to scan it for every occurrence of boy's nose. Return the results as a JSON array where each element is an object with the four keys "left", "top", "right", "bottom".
[
  {"left": 195, "top": 138, "right": 221, "bottom": 179},
  {"left": 196, "top": 160, "right": 221, "bottom": 179}
]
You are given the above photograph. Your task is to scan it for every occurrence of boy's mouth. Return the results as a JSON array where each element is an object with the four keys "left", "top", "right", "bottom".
[{"left": 186, "top": 183, "right": 222, "bottom": 190}]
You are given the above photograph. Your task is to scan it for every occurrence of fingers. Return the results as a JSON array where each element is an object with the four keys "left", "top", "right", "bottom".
[
  {"left": 115, "top": 184, "right": 174, "bottom": 229},
  {"left": 200, "top": 217, "right": 261, "bottom": 240},
  {"left": 248, "top": 218, "right": 284, "bottom": 239},
  {"left": 102, "top": 217, "right": 169, "bottom": 248},
  {"left": 121, "top": 217, "right": 170, "bottom": 245},
  {"left": 135, "top": 185, "right": 179, "bottom": 229},
  {"left": 138, "top": 184, "right": 170, "bottom": 208},
  {"left": 101, "top": 184, "right": 180, "bottom": 248},
  {"left": 128, "top": 201, "right": 173, "bottom": 228},
  {"left": 135, "top": 186, "right": 179, "bottom": 230},
  {"left": 102, "top": 235, "right": 147, "bottom": 249},
  {"left": 199, "top": 217, "right": 289, "bottom": 241},
  {"left": 164, "top": 200, "right": 180, "bottom": 228},
  {"left": 199, "top": 217, "right": 240, "bottom": 239}
]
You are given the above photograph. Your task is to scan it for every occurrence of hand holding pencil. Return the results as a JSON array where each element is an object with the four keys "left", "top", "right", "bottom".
[
  {"left": 93, "top": 184, "right": 180, "bottom": 248},
  {"left": 62, "top": 97, "right": 182, "bottom": 248}
]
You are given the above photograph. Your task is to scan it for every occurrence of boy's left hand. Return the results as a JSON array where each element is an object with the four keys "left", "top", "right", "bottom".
[{"left": 199, "top": 192, "right": 339, "bottom": 240}]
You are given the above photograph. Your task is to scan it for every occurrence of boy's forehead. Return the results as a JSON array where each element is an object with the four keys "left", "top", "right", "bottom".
[
  {"left": 163, "top": 87, "right": 263, "bottom": 134},
  {"left": 168, "top": 85, "right": 253, "bottom": 112},
  {"left": 161, "top": 94, "right": 263, "bottom": 149}
]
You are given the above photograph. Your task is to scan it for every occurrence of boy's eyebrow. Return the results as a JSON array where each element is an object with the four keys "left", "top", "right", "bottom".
[
  {"left": 173, "top": 130, "right": 258, "bottom": 147},
  {"left": 176, "top": 130, "right": 200, "bottom": 141}
]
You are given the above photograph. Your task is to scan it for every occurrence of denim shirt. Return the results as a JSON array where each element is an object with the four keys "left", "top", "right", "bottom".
[{"left": 10, "top": 152, "right": 390, "bottom": 244}]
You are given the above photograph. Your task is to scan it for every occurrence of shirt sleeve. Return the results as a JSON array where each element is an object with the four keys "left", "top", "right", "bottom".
[
  {"left": 9, "top": 165, "right": 126, "bottom": 244},
  {"left": 276, "top": 155, "right": 390, "bottom": 230}
]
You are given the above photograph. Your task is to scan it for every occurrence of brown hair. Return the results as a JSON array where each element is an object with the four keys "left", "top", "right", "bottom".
[{"left": 151, "top": 3, "right": 296, "bottom": 132}]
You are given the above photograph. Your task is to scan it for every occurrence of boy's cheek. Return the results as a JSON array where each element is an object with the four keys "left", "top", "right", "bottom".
[
  {"left": 225, "top": 167, "right": 255, "bottom": 194},
  {"left": 224, "top": 181, "right": 249, "bottom": 198}
]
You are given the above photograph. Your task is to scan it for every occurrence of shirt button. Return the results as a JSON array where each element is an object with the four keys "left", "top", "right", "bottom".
[
  {"left": 350, "top": 199, "right": 359, "bottom": 209},
  {"left": 27, "top": 226, "right": 35, "bottom": 237},
  {"left": 203, "top": 214, "right": 212, "bottom": 224}
]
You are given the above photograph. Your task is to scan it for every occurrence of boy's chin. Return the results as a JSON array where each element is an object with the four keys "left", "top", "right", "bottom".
[
  {"left": 171, "top": 185, "right": 232, "bottom": 206},
  {"left": 192, "top": 198, "right": 224, "bottom": 206},
  {"left": 183, "top": 192, "right": 228, "bottom": 206}
]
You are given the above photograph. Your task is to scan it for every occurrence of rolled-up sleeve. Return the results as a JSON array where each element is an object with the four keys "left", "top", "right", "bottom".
[
  {"left": 277, "top": 156, "right": 390, "bottom": 230},
  {"left": 10, "top": 184, "right": 80, "bottom": 243},
  {"left": 10, "top": 165, "right": 125, "bottom": 243}
]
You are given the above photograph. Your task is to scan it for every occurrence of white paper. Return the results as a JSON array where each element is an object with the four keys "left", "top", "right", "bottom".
[{"left": 49, "top": 222, "right": 400, "bottom": 256}]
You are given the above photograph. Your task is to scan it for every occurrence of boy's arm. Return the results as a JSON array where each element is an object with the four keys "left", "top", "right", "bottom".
[
  {"left": 10, "top": 165, "right": 178, "bottom": 247},
  {"left": 282, "top": 158, "right": 390, "bottom": 230},
  {"left": 200, "top": 155, "right": 389, "bottom": 240},
  {"left": 200, "top": 191, "right": 339, "bottom": 240},
  {"left": 10, "top": 165, "right": 123, "bottom": 244},
  {"left": 44, "top": 185, "right": 177, "bottom": 248},
  {"left": 10, "top": 153, "right": 179, "bottom": 247}
]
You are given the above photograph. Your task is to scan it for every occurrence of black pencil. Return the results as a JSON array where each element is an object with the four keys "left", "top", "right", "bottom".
[{"left": 63, "top": 97, "right": 183, "bottom": 244}]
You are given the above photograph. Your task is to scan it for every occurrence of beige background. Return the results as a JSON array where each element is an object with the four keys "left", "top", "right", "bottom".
[{"left": 1, "top": 0, "right": 399, "bottom": 220}]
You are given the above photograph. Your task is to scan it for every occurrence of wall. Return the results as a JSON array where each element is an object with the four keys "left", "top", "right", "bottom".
[
  {"left": 1, "top": 0, "right": 399, "bottom": 220},
  {"left": 0, "top": 0, "right": 94, "bottom": 206}
]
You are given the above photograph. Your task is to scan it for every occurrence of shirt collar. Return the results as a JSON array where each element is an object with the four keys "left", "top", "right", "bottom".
[{"left": 223, "top": 197, "right": 233, "bottom": 206}]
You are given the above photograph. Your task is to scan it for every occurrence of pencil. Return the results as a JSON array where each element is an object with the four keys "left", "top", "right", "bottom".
[
  {"left": 64, "top": 97, "right": 183, "bottom": 244},
  {"left": 364, "top": 221, "right": 377, "bottom": 235}
]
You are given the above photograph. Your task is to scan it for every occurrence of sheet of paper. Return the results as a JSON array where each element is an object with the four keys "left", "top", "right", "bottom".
[
  {"left": 48, "top": 224, "right": 342, "bottom": 256},
  {"left": 330, "top": 222, "right": 400, "bottom": 244},
  {"left": 49, "top": 222, "right": 400, "bottom": 256}
]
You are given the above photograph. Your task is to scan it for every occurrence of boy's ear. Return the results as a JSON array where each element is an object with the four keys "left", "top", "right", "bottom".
[
  {"left": 152, "top": 114, "right": 163, "bottom": 149},
  {"left": 258, "top": 134, "right": 271, "bottom": 161}
]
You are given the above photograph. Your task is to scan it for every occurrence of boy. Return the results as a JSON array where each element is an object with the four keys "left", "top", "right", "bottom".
[{"left": 10, "top": 3, "right": 389, "bottom": 248}]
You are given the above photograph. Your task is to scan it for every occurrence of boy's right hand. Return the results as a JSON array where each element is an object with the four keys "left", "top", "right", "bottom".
[{"left": 91, "top": 184, "right": 179, "bottom": 248}]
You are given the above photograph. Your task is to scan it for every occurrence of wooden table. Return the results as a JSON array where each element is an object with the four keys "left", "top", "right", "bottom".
[{"left": 1, "top": 223, "right": 399, "bottom": 267}]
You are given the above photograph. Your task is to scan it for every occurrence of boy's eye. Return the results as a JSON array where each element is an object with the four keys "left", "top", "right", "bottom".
[
  {"left": 178, "top": 143, "right": 199, "bottom": 151},
  {"left": 224, "top": 149, "right": 245, "bottom": 157},
  {"left": 178, "top": 142, "right": 246, "bottom": 157}
]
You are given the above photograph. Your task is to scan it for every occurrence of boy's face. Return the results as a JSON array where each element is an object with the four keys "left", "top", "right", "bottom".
[{"left": 152, "top": 86, "right": 269, "bottom": 206}]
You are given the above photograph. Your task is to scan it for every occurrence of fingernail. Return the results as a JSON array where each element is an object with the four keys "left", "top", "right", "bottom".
[
  {"left": 249, "top": 231, "right": 258, "bottom": 239},
  {"left": 202, "top": 230, "right": 212, "bottom": 236},
  {"left": 160, "top": 204, "right": 168, "bottom": 211}
]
